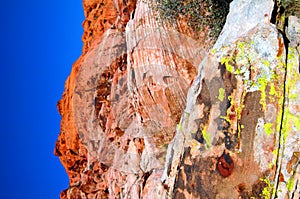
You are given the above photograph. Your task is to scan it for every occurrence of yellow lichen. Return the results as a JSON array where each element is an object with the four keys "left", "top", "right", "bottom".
[
  {"left": 287, "top": 177, "right": 295, "bottom": 192},
  {"left": 177, "top": 122, "right": 182, "bottom": 131},
  {"left": 260, "top": 177, "right": 274, "bottom": 199},
  {"left": 257, "top": 75, "right": 268, "bottom": 111},
  {"left": 220, "top": 56, "right": 235, "bottom": 73},
  {"left": 218, "top": 88, "right": 225, "bottom": 101},
  {"left": 202, "top": 126, "right": 210, "bottom": 148},
  {"left": 264, "top": 122, "right": 273, "bottom": 136}
]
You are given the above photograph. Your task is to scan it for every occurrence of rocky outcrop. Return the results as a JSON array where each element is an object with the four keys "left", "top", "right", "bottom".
[
  {"left": 161, "top": 0, "right": 300, "bottom": 197},
  {"left": 55, "top": 0, "right": 300, "bottom": 198}
]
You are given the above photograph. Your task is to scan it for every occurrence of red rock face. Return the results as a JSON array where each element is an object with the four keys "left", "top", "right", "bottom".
[
  {"left": 55, "top": 1, "right": 137, "bottom": 197},
  {"left": 82, "top": 0, "right": 137, "bottom": 54}
]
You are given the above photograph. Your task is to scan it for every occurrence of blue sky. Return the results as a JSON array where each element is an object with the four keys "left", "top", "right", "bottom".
[{"left": 0, "top": 1, "right": 84, "bottom": 198}]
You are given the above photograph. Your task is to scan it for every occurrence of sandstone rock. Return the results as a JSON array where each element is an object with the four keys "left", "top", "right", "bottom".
[{"left": 56, "top": 0, "right": 300, "bottom": 198}]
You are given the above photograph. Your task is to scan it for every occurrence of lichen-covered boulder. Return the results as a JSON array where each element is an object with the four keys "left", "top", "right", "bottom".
[{"left": 162, "top": 1, "right": 300, "bottom": 198}]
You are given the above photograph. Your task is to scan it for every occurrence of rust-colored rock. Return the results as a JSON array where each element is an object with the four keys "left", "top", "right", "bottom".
[
  {"left": 82, "top": 0, "right": 137, "bottom": 54},
  {"left": 56, "top": 0, "right": 214, "bottom": 198}
]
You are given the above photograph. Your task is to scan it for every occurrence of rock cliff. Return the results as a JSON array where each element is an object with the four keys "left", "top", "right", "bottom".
[{"left": 55, "top": 0, "right": 300, "bottom": 198}]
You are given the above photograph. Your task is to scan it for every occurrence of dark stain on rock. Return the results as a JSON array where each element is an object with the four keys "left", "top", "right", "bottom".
[
  {"left": 219, "top": 63, "right": 237, "bottom": 95},
  {"left": 236, "top": 182, "right": 246, "bottom": 193},
  {"left": 142, "top": 170, "right": 152, "bottom": 188},
  {"left": 217, "top": 62, "right": 240, "bottom": 151},
  {"left": 173, "top": 148, "right": 218, "bottom": 198},
  {"left": 240, "top": 91, "right": 264, "bottom": 156},
  {"left": 195, "top": 80, "right": 212, "bottom": 144},
  {"left": 224, "top": 131, "right": 233, "bottom": 150},
  {"left": 208, "top": 76, "right": 224, "bottom": 105}
]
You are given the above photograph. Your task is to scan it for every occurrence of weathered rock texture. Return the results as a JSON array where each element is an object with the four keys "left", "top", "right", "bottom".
[{"left": 55, "top": 0, "right": 300, "bottom": 198}]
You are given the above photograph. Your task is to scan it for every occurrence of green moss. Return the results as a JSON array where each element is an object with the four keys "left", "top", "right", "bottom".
[
  {"left": 218, "top": 88, "right": 225, "bottom": 101},
  {"left": 149, "top": 0, "right": 231, "bottom": 40}
]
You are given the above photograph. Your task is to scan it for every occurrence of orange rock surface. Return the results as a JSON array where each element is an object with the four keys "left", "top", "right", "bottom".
[
  {"left": 55, "top": 0, "right": 138, "bottom": 197},
  {"left": 55, "top": 0, "right": 213, "bottom": 198}
]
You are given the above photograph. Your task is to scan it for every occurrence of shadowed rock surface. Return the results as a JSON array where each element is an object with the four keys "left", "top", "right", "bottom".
[{"left": 55, "top": 0, "right": 300, "bottom": 198}]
